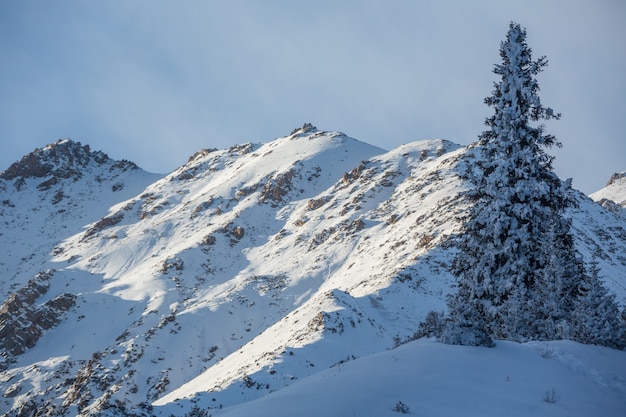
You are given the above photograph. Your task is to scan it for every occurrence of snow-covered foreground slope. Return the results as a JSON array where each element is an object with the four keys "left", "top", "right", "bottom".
[
  {"left": 0, "top": 126, "right": 625, "bottom": 416},
  {"left": 213, "top": 339, "right": 626, "bottom": 417}
]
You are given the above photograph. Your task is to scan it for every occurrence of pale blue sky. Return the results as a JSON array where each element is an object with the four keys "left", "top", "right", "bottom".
[{"left": 1, "top": 0, "right": 624, "bottom": 193}]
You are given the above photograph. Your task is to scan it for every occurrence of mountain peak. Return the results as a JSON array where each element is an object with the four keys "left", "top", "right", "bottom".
[
  {"left": 0, "top": 139, "right": 138, "bottom": 181},
  {"left": 606, "top": 171, "right": 626, "bottom": 187},
  {"left": 288, "top": 122, "right": 318, "bottom": 137},
  {"left": 590, "top": 170, "right": 626, "bottom": 212}
]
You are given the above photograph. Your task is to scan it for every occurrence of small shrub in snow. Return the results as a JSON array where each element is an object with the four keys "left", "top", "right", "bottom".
[
  {"left": 543, "top": 387, "right": 558, "bottom": 404},
  {"left": 183, "top": 405, "right": 210, "bottom": 417},
  {"left": 536, "top": 342, "right": 555, "bottom": 359},
  {"left": 392, "top": 400, "right": 410, "bottom": 414}
]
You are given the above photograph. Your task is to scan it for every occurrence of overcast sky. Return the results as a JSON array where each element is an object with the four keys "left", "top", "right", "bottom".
[{"left": 1, "top": 1, "right": 624, "bottom": 194}]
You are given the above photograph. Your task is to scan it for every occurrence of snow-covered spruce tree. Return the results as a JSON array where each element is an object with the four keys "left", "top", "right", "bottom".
[
  {"left": 442, "top": 22, "right": 563, "bottom": 345},
  {"left": 442, "top": 22, "right": 624, "bottom": 348},
  {"left": 570, "top": 261, "right": 626, "bottom": 349}
]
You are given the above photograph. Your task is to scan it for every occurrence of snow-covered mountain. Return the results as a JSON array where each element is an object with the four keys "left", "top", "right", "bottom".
[
  {"left": 0, "top": 140, "right": 162, "bottom": 302},
  {"left": 590, "top": 172, "right": 626, "bottom": 214},
  {"left": 1, "top": 125, "right": 625, "bottom": 416}
]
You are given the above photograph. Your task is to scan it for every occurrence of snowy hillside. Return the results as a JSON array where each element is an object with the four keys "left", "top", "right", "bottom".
[
  {"left": 0, "top": 140, "right": 162, "bottom": 302},
  {"left": 590, "top": 171, "right": 626, "bottom": 213},
  {"left": 1, "top": 126, "right": 625, "bottom": 416},
  {"left": 214, "top": 339, "right": 626, "bottom": 417}
]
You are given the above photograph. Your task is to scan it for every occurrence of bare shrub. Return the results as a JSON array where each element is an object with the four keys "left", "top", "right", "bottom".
[
  {"left": 543, "top": 387, "right": 557, "bottom": 404},
  {"left": 392, "top": 400, "right": 410, "bottom": 413}
]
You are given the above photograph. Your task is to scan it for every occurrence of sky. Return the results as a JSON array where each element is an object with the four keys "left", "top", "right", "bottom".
[{"left": 0, "top": 0, "right": 624, "bottom": 194}]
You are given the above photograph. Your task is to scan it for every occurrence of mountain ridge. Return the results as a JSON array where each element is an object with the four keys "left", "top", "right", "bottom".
[{"left": 1, "top": 126, "right": 625, "bottom": 416}]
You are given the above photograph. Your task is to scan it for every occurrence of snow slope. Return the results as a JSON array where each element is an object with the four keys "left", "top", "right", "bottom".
[
  {"left": 0, "top": 126, "right": 624, "bottom": 416},
  {"left": 0, "top": 139, "right": 162, "bottom": 301},
  {"left": 214, "top": 339, "right": 626, "bottom": 417}
]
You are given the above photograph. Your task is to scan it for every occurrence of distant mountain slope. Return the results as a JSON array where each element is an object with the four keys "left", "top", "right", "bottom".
[
  {"left": 0, "top": 139, "right": 162, "bottom": 301},
  {"left": 0, "top": 127, "right": 624, "bottom": 417},
  {"left": 590, "top": 171, "right": 626, "bottom": 213}
]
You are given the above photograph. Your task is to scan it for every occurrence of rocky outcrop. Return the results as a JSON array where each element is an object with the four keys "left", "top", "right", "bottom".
[
  {"left": 259, "top": 168, "right": 298, "bottom": 204},
  {"left": 0, "top": 139, "right": 138, "bottom": 183},
  {"left": 82, "top": 211, "right": 125, "bottom": 240},
  {"left": 0, "top": 270, "right": 75, "bottom": 370},
  {"left": 606, "top": 172, "right": 626, "bottom": 187}
]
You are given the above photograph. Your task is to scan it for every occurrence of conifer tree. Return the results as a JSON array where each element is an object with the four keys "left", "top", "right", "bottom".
[
  {"left": 443, "top": 22, "right": 565, "bottom": 345},
  {"left": 441, "top": 22, "right": 626, "bottom": 348},
  {"left": 525, "top": 208, "right": 582, "bottom": 341},
  {"left": 570, "top": 261, "right": 625, "bottom": 349}
]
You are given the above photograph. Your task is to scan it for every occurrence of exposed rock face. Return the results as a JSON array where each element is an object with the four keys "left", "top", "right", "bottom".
[
  {"left": 0, "top": 270, "right": 76, "bottom": 370},
  {"left": 0, "top": 139, "right": 137, "bottom": 182},
  {"left": 596, "top": 198, "right": 624, "bottom": 214},
  {"left": 82, "top": 211, "right": 125, "bottom": 240},
  {"left": 259, "top": 168, "right": 298, "bottom": 204},
  {"left": 606, "top": 172, "right": 626, "bottom": 187}
]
